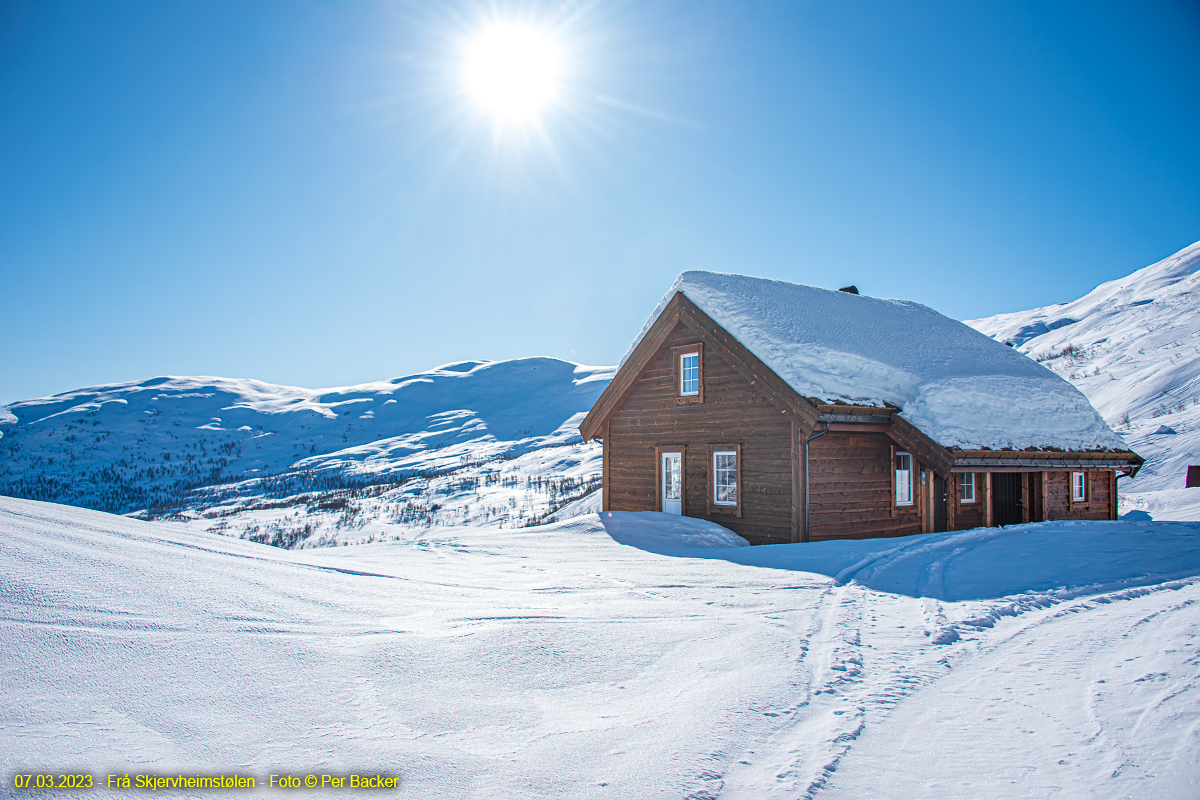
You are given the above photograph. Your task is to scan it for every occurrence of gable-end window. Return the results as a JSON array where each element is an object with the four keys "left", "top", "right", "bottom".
[
  {"left": 1072, "top": 471, "right": 1086, "bottom": 502},
  {"left": 681, "top": 353, "right": 699, "bottom": 395},
  {"left": 672, "top": 344, "right": 704, "bottom": 404},
  {"left": 707, "top": 443, "right": 741, "bottom": 516},
  {"left": 895, "top": 452, "right": 914, "bottom": 506},
  {"left": 960, "top": 473, "right": 976, "bottom": 503}
]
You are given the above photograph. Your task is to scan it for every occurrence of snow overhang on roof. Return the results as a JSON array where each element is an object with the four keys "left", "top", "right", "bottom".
[{"left": 621, "top": 271, "right": 1130, "bottom": 452}]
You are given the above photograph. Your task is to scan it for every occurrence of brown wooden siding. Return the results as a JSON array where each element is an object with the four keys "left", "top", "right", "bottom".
[
  {"left": 807, "top": 431, "right": 922, "bottom": 540},
  {"left": 1044, "top": 470, "right": 1114, "bottom": 521},
  {"left": 944, "top": 469, "right": 1115, "bottom": 530},
  {"left": 605, "top": 322, "right": 794, "bottom": 544},
  {"left": 951, "top": 473, "right": 986, "bottom": 531}
]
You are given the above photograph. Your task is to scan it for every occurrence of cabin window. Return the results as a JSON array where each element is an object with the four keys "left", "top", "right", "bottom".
[
  {"left": 714, "top": 451, "right": 737, "bottom": 505},
  {"left": 895, "top": 452, "right": 914, "bottom": 506},
  {"left": 672, "top": 344, "right": 704, "bottom": 403},
  {"left": 1072, "top": 471, "right": 1086, "bottom": 502},
  {"left": 707, "top": 444, "right": 741, "bottom": 515},
  {"left": 681, "top": 353, "right": 699, "bottom": 395},
  {"left": 960, "top": 473, "right": 976, "bottom": 503}
]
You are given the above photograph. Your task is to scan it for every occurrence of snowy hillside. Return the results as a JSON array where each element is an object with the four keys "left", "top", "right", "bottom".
[
  {"left": 0, "top": 358, "right": 611, "bottom": 545},
  {"left": 4, "top": 497, "right": 1199, "bottom": 798},
  {"left": 968, "top": 240, "right": 1200, "bottom": 513}
]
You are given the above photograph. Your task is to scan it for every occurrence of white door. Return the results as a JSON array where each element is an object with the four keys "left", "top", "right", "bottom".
[{"left": 661, "top": 452, "right": 682, "bottom": 515}]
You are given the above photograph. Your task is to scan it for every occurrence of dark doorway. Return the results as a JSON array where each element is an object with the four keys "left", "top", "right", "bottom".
[
  {"left": 933, "top": 474, "right": 947, "bottom": 532},
  {"left": 1187, "top": 466, "right": 1200, "bottom": 488},
  {"left": 993, "top": 473, "right": 1023, "bottom": 526}
]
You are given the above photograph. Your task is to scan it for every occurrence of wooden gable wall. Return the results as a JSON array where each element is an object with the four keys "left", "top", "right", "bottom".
[{"left": 605, "top": 321, "right": 794, "bottom": 544}]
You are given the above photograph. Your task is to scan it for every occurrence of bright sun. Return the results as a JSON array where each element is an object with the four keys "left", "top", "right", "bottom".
[{"left": 465, "top": 25, "right": 560, "bottom": 121}]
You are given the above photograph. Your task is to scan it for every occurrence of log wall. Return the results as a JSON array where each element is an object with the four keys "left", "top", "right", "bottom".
[
  {"left": 807, "top": 431, "right": 922, "bottom": 540},
  {"left": 950, "top": 473, "right": 986, "bottom": 530},
  {"left": 1043, "top": 470, "right": 1115, "bottom": 521},
  {"left": 605, "top": 322, "right": 794, "bottom": 544},
  {"left": 944, "top": 469, "right": 1116, "bottom": 530},
  {"left": 601, "top": 319, "right": 1121, "bottom": 541}
]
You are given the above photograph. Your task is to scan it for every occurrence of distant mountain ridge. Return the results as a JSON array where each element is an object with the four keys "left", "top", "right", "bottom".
[
  {"left": 967, "top": 239, "right": 1200, "bottom": 497},
  {"left": 0, "top": 358, "right": 612, "bottom": 523}
]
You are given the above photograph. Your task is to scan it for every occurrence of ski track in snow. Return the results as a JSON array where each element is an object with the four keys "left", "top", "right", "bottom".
[{"left": 4, "top": 499, "right": 1199, "bottom": 799}]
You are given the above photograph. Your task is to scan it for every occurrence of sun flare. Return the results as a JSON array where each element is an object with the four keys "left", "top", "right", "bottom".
[{"left": 465, "top": 25, "right": 560, "bottom": 121}]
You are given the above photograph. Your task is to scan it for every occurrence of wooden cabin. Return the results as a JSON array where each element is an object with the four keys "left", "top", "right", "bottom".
[{"left": 579, "top": 273, "right": 1142, "bottom": 545}]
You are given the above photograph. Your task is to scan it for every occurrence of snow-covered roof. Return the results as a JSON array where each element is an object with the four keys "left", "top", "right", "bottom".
[
  {"left": 966, "top": 239, "right": 1198, "bottom": 488},
  {"left": 622, "top": 271, "right": 1128, "bottom": 451}
]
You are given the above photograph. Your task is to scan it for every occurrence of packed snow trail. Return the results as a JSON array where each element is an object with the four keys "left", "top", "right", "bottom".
[
  {"left": 3, "top": 499, "right": 1199, "bottom": 798},
  {"left": 822, "top": 579, "right": 1200, "bottom": 798}
]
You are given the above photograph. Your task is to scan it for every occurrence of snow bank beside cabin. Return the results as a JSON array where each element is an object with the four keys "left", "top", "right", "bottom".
[
  {"left": 597, "top": 509, "right": 750, "bottom": 552},
  {"left": 623, "top": 271, "right": 1126, "bottom": 451}
]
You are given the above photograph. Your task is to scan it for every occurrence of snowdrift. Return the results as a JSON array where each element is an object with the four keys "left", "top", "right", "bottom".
[{"left": 5, "top": 497, "right": 1199, "bottom": 799}]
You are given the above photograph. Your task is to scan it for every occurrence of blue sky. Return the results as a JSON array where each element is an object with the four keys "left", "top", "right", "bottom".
[{"left": 2, "top": 0, "right": 1198, "bottom": 404}]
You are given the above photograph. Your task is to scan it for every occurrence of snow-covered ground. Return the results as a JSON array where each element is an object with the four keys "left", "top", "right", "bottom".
[
  {"left": 969, "top": 239, "right": 1200, "bottom": 519},
  {"left": 4, "top": 496, "right": 1198, "bottom": 799}
]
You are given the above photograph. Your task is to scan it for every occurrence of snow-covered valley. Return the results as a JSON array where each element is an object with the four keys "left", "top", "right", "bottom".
[
  {"left": 0, "top": 358, "right": 611, "bottom": 546},
  {"left": 3, "top": 497, "right": 1198, "bottom": 798}
]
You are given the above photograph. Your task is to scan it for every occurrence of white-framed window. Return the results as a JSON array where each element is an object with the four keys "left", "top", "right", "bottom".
[
  {"left": 960, "top": 472, "right": 976, "bottom": 503},
  {"left": 1072, "top": 471, "right": 1086, "bottom": 502},
  {"left": 673, "top": 344, "right": 703, "bottom": 403},
  {"left": 713, "top": 450, "right": 738, "bottom": 506},
  {"left": 895, "top": 452, "right": 913, "bottom": 506},
  {"left": 681, "top": 352, "right": 700, "bottom": 396}
]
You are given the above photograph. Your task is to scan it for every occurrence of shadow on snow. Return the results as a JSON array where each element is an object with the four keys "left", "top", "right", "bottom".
[{"left": 598, "top": 511, "right": 1200, "bottom": 602}]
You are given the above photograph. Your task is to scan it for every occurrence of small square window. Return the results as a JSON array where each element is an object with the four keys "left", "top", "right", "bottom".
[
  {"left": 895, "top": 452, "right": 913, "bottom": 506},
  {"left": 960, "top": 473, "right": 976, "bottom": 503},
  {"left": 1072, "top": 471, "right": 1086, "bottom": 502}
]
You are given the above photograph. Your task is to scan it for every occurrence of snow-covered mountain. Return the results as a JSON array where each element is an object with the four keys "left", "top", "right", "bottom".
[
  {"left": 0, "top": 358, "right": 612, "bottom": 544},
  {"left": 968, "top": 240, "right": 1200, "bottom": 513}
]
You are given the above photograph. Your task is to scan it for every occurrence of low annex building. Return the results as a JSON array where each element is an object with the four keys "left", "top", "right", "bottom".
[{"left": 579, "top": 272, "right": 1143, "bottom": 545}]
